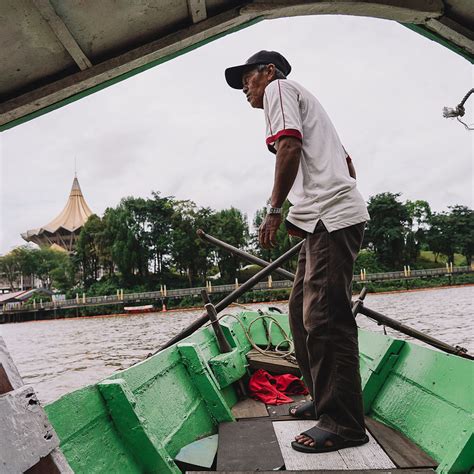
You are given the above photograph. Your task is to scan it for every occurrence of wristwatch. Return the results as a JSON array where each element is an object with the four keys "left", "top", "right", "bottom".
[{"left": 267, "top": 206, "right": 282, "bottom": 215}]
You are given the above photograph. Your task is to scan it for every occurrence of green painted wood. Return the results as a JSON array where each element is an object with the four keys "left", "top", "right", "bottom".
[
  {"left": 178, "top": 342, "right": 234, "bottom": 423},
  {"left": 106, "top": 329, "right": 226, "bottom": 459},
  {"left": 98, "top": 379, "right": 180, "bottom": 474},
  {"left": 209, "top": 349, "right": 246, "bottom": 389},
  {"left": 368, "top": 342, "right": 474, "bottom": 474},
  {"left": 358, "top": 330, "right": 405, "bottom": 413},
  {"left": 46, "top": 332, "right": 221, "bottom": 472},
  {"left": 46, "top": 385, "right": 142, "bottom": 473}
]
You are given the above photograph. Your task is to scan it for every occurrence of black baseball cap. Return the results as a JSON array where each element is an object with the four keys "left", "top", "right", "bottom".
[{"left": 225, "top": 50, "right": 291, "bottom": 89}]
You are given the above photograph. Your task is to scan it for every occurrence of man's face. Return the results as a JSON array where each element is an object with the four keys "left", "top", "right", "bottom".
[{"left": 242, "top": 65, "right": 273, "bottom": 109}]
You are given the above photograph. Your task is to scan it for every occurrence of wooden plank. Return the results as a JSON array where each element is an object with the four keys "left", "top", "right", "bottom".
[
  {"left": 0, "top": 386, "right": 59, "bottom": 473},
  {"left": 32, "top": 0, "right": 92, "bottom": 70},
  {"left": 231, "top": 398, "right": 268, "bottom": 419},
  {"left": 246, "top": 350, "right": 301, "bottom": 376},
  {"left": 188, "top": 470, "right": 437, "bottom": 473},
  {"left": 365, "top": 417, "right": 438, "bottom": 468},
  {"left": 217, "top": 420, "right": 284, "bottom": 471},
  {"left": 0, "top": 335, "right": 23, "bottom": 394},
  {"left": 187, "top": 0, "right": 207, "bottom": 23},
  {"left": 240, "top": 1, "right": 443, "bottom": 24},
  {"left": 272, "top": 420, "right": 395, "bottom": 471}
]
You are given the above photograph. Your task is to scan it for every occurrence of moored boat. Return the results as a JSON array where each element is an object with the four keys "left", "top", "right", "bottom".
[{"left": 124, "top": 305, "right": 155, "bottom": 314}]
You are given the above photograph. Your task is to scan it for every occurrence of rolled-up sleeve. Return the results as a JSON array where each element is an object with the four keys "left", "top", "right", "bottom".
[{"left": 264, "top": 80, "right": 303, "bottom": 153}]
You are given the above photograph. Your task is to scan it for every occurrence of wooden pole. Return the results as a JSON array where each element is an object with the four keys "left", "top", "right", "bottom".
[
  {"left": 155, "top": 239, "right": 304, "bottom": 353},
  {"left": 197, "top": 229, "right": 295, "bottom": 281},
  {"left": 358, "top": 304, "right": 472, "bottom": 359},
  {"left": 196, "top": 231, "right": 472, "bottom": 360}
]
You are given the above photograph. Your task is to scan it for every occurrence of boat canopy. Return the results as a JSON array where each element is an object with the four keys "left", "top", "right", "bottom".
[{"left": 1, "top": 1, "right": 472, "bottom": 132}]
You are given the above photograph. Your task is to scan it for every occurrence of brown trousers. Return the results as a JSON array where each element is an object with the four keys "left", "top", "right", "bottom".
[{"left": 288, "top": 220, "right": 366, "bottom": 441}]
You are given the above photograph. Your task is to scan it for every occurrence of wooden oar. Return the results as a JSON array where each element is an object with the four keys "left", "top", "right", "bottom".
[
  {"left": 357, "top": 304, "right": 472, "bottom": 359},
  {"left": 197, "top": 229, "right": 294, "bottom": 280},
  {"left": 197, "top": 230, "right": 473, "bottom": 360},
  {"left": 154, "top": 238, "right": 305, "bottom": 353},
  {"left": 201, "top": 289, "right": 247, "bottom": 397}
]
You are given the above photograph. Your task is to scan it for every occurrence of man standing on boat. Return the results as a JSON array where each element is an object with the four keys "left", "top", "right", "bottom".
[{"left": 225, "top": 51, "right": 370, "bottom": 453}]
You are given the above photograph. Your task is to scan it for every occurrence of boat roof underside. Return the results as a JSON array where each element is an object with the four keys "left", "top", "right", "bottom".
[{"left": 1, "top": 0, "right": 473, "bottom": 132}]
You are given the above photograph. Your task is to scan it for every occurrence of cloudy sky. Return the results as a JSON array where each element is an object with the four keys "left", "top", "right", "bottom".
[{"left": 1, "top": 14, "right": 472, "bottom": 254}]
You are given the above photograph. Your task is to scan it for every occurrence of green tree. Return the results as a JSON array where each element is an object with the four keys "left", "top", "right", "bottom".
[
  {"left": 76, "top": 214, "right": 104, "bottom": 286},
  {"left": 449, "top": 205, "right": 473, "bottom": 265},
  {"left": 30, "top": 248, "right": 71, "bottom": 290},
  {"left": 170, "top": 201, "right": 215, "bottom": 286},
  {"left": 0, "top": 252, "right": 19, "bottom": 290},
  {"left": 144, "top": 192, "right": 174, "bottom": 274},
  {"left": 426, "top": 212, "right": 456, "bottom": 263},
  {"left": 364, "top": 193, "right": 410, "bottom": 269},
  {"left": 49, "top": 256, "right": 77, "bottom": 293},
  {"left": 103, "top": 203, "right": 147, "bottom": 283},
  {"left": 405, "top": 200, "right": 432, "bottom": 262},
  {"left": 210, "top": 207, "right": 249, "bottom": 282}
]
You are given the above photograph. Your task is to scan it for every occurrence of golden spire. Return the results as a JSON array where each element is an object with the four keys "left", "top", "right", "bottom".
[{"left": 21, "top": 176, "right": 93, "bottom": 251}]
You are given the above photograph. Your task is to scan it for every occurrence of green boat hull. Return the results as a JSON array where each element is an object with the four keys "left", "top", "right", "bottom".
[{"left": 45, "top": 310, "right": 473, "bottom": 473}]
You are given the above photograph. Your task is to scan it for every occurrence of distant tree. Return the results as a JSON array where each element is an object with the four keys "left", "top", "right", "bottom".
[
  {"left": 426, "top": 212, "right": 457, "bottom": 263},
  {"left": 210, "top": 207, "right": 249, "bottom": 282},
  {"left": 29, "top": 248, "right": 70, "bottom": 290},
  {"left": 103, "top": 203, "right": 146, "bottom": 283},
  {"left": 449, "top": 205, "right": 473, "bottom": 265},
  {"left": 0, "top": 252, "right": 19, "bottom": 290},
  {"left": 0, "top": 246, "right": 73, "bottom": 291},
  {"left": 10, "top": 246, "right": 37, "bottom": 277},
  {"left": 76, "top": 214, "right": 104, "bottom": 286},
  {"left": 364, "top": 193, "right": 410, "bottom": 269},
  {"left": 49, "top": 256, "right": 77, "bottom": 294},
  {"left": 147, "top": 192, "right": 175, "bottom": 274},
  {"left": 170, "top": 201, "right": 215, "bottom": 286},
  {"left": 405, "top": 200, "right": 432, "bottom": 262},
  {"left": 354, "top": 249, "right": 386, "bottom": 274}
]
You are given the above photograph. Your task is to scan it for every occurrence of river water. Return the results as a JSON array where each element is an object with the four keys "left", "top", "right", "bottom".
[{"left": 1, "top": 286, "right": 472, "bottom": 405}]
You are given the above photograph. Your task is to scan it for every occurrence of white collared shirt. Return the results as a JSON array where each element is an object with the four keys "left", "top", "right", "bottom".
[{"left": 264, "top": 79, "right": 369, "bottom": 233}]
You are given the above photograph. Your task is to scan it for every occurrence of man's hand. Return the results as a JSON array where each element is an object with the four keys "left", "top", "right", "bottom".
[{"left": 259, "top": 214, "right": 282, "bottom": 249}]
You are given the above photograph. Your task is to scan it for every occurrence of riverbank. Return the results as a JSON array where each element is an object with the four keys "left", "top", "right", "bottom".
[
  {"left": 2, "top": 273, "right": 472, "bottom": 323},
  {"left": 33, "top": 281, "right": 474, "bottom": 320}
]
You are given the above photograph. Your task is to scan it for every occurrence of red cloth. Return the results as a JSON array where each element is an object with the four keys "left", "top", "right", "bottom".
[{"left": 248, "top": 369, "right": 309, "bottom": 405}]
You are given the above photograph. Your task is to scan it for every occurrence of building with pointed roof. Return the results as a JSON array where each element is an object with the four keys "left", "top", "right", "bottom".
[{"left": 21, "top": 176, "right": 93, "bottom": 252}]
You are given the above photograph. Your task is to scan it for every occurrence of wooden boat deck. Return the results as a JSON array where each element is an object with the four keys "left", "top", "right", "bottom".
[
  {"left": 185, "top": 351, "right": 438, "bottom": 473},
  {"left": 184, "top": 394, "right": 438, "bottom": 473}
]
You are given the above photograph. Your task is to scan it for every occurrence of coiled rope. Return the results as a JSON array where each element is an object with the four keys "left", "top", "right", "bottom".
[{"left": 202, "top": 305, "right": 297, "bottom": 364}]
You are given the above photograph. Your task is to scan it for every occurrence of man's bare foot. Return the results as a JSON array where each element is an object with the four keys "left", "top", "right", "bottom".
[{"left": 294, "top": 433, "right": 333, "bottom": 448}]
